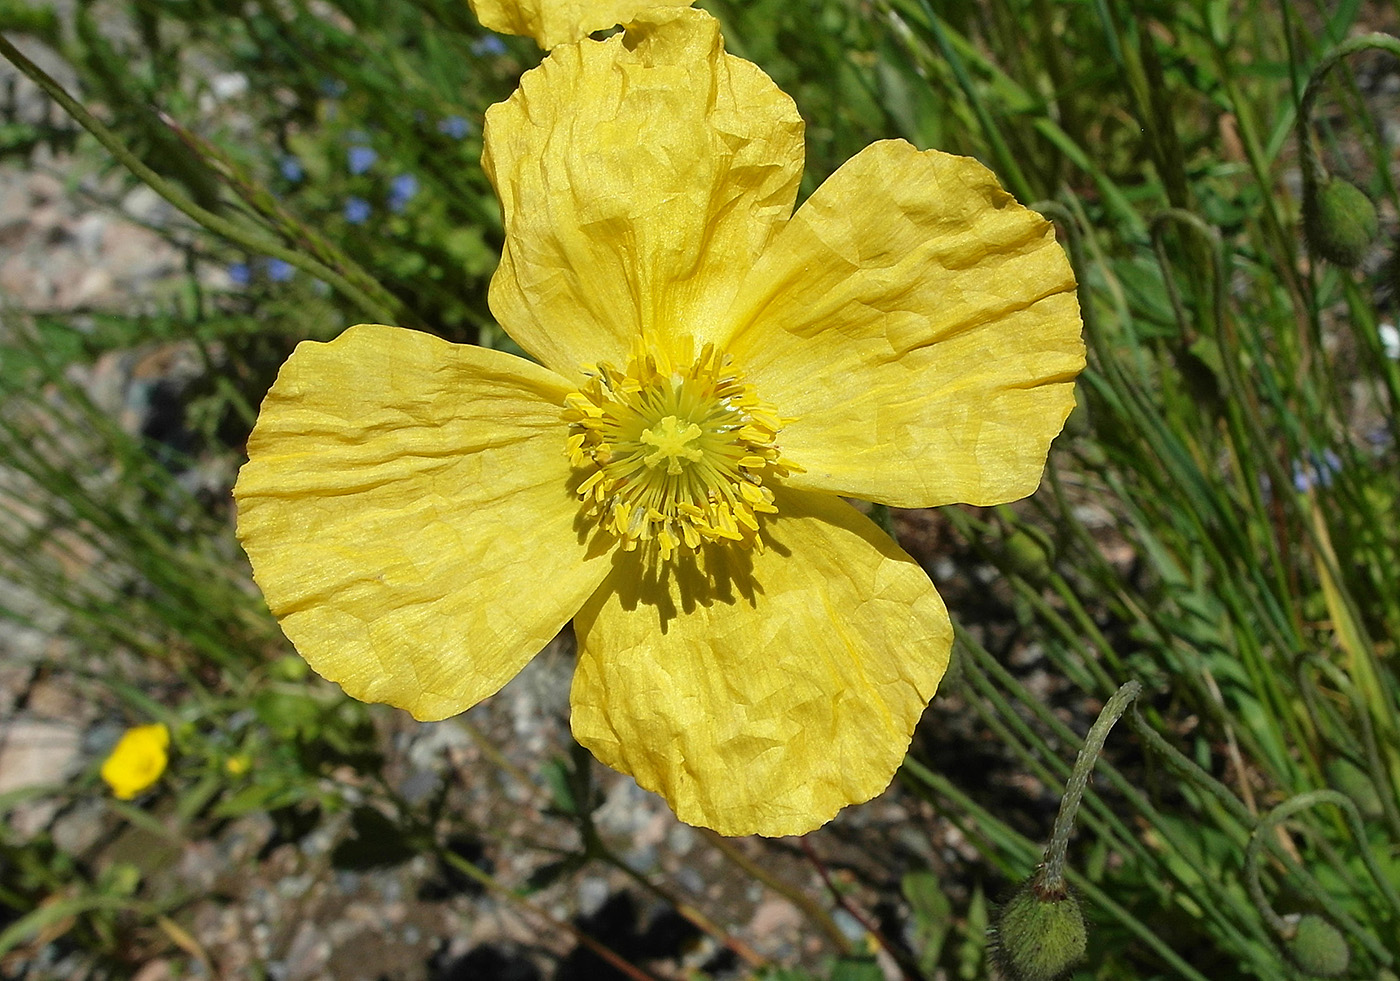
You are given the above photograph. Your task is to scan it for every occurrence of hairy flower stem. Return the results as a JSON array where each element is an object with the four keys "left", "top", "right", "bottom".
[
  {"left": 1041, "top": 680, "right": 1142, "bottom": 894},
  {"left": 599, "top": 849, "right": 766, "bottom": 969},
  {"left": 1298, "top": 34, "right": 1400, "bottom": 197},
  {"left": 868, "top": 503, "right": 897, "bottom": 540},
  {"left": 1125, "top": 708, "right": 1254, "bottom": 827},
  {"left": 566, "top": 754, "right": 767, "bottom": 971},
  {"left": 899, "top": 756, "right": 1215, "bottom": 981}
]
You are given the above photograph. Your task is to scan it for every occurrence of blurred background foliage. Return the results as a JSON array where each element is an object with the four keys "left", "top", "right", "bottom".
[{"left": 1, "top": 0, "right": 1398, "bottom": 978}]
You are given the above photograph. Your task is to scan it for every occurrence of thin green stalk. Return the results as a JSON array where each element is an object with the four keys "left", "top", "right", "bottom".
[
  {"left": 939, "top": 506, "right": 1114, "bottom": 689},
  {"left": 1245, "top": 791, "right": 1396, "bottom": 965},
  {"left": 955, "top": 637, "right": 1278, "bottom": 958},
  {"left": 952, "top": 639, "right": 1154, "bottom": 875},
  {"left": 799, "top": 837, "right": 929, "bottom": 981},
  {"left": 873, "top": 0, "right": 1031, "bottom": 198},
  {"left": 1204, "top": 24, "right": 1308, "bottom": 310},
  {"left": 595, "top": 848, "right": 766, "bottom": 971},
  {"left": 1297, "top": 34, "right": 1400, "bottom": 199},
  {"left": 910, "top": 1, "right": 1034, "bottom": 203},
  {"left": 1040, "top": 681, "right": 1141, "bottom": 892},
  {"left": 1126, "top": 708, "right": 1255, "bottom": 827}
]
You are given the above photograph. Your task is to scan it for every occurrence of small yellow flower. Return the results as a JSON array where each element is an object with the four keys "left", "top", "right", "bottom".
[
  {"left": 100, "top": 723, "right": 170, "bottom": 800},
  {"left": 234, "top": 8, "right": 1084, "bottom": 836},
  {"left": 466, "top": 0, "right": 691, "bottom": 48}
]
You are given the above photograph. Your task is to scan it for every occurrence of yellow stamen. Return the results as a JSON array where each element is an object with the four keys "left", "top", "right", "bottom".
[{"left": 562, "top": 341, "right": 801, "bottom": 558}]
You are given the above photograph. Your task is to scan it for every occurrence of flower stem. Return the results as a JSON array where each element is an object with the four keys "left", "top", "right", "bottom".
[
  {"left": 437, "top": 848, "right": 664, "bottom": 981},
  {"left": 1041, "top": 680, "right": 1141, "bottom": 893},
  {"left": 1298, "top": 34, "right": 1400, "bottom": 195},
  {"left": 1125, "top": 707, "right": 1254, "bottom": 827},
  {"left": 1244, "top": 790, "right": 1396, "bottom": 966}
]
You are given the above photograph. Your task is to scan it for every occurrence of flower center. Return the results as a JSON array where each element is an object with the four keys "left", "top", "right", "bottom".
[
  {"left": 641, "top": 416, "right": 704, "bottom": 473},
  {"left": 563, "top": 342, "right": 801, "bottom": 560}
]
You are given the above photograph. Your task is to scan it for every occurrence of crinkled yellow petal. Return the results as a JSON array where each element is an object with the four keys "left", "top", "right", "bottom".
[
  {"left": 482, "top": 6, "right": 803, "bottom": 375},
  {"left": 571, "top": 487, "right": 950, "bottom": 837},
  {"left": 466, "top": 0, "right": 693, "bottom": 49},
  {"left": 724, "top": 140, "right": 1085, "bottom": 508},
  {"left": 234, "top": 324, "right": 609, "bottom": 722}
]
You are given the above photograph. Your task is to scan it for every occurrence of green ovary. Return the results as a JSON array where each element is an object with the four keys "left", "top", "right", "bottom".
[{"left": 641, "top": 416, "right": 704, "bottom": 474}]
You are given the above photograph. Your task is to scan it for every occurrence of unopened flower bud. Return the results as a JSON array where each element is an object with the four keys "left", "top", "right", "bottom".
[
  {"left": 1288, "top": 914, "right": 1350, "bottom": 978},
  {"left": 991, "top": 875, "right": 1087, "bottom": 981},
  {"left": 1002, "top": 528, "right": 1054, "bottom": 582},
  {"left": 1305, "top": 177, "right": 1379, "bottom": 268}
]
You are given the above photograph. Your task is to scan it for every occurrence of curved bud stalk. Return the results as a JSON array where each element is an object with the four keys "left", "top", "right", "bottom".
[
  {"left": 1244, "top": 789, "right": 1399, "bottom": 973},
  {"left": 1297, "top": 34, "right": 1400, "bottom": 267},
  {"left": 990, "top": 681, "right": 1142, "bottom": 980}
]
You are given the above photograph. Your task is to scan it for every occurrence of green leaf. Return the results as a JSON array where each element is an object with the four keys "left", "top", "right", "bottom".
[
  {"left": 903, "top": 869, "right": 953, "bottom": 972},
  {"left": 958, "top": 883, "right": 988, "bottom": 981},
  {"left": 828, "top": 955, "right": 882, "bottom": 981},
  {"left": 540, "top": 757, "right": 577, "bottom": 817},
  {"left": 0, "top": 893, "right": 152, "bottom": 958}
]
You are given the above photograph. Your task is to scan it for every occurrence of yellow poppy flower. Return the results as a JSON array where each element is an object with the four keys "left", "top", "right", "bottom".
[
  {"left": 100, "top": 723, "right": 170, "bottom": 800},
  {"left": 467, "top": 0, "right": 691, "bottom": 48},
  {"left": 234, "top": 7, "right": 1084, "bottom": 837}
]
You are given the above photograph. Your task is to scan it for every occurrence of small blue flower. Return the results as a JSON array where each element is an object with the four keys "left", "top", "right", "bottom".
[
  {"left": 388, "top": 173, "right": 420, "bottom": 213},
  {"left": 1291, "top": 460, "right": 1313, "bottom": 494},
  {"left": 228, "top": 261, "right": 251, "bottom": 287},
  {"left": 1292, "top": 448, "right": 1343, "bottom": 493},
  {"left": 278, "top": 155, "right": 304, "bottom": 182},
  {"left": 347, "top": 145, "right": 378, "bottom": 175},
  {"left": 266, "top": 258, "right": 295, "bottom": 282},
  {"left": 437, "top": 115, "right": 471, "bottom": 140},
  {"left": 472, "top": 34, "right": 508, "bottom": 57},
  {"left": 319, "top": 78, "right": 348, "bottom": 99},
  {"left": 344, "top": 196, "right": 372, "bottom": 224}
]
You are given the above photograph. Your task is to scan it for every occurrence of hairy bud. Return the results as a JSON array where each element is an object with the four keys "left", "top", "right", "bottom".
[
  {"left": 991, "top": 874, "right": 1087, "bottom": 981},
  {"left": 1288, "top": 914, "right": 1350, "bottom": 978},
  {"left": 1305, "top": 177, "right": 1379, "bottom": 268}
]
